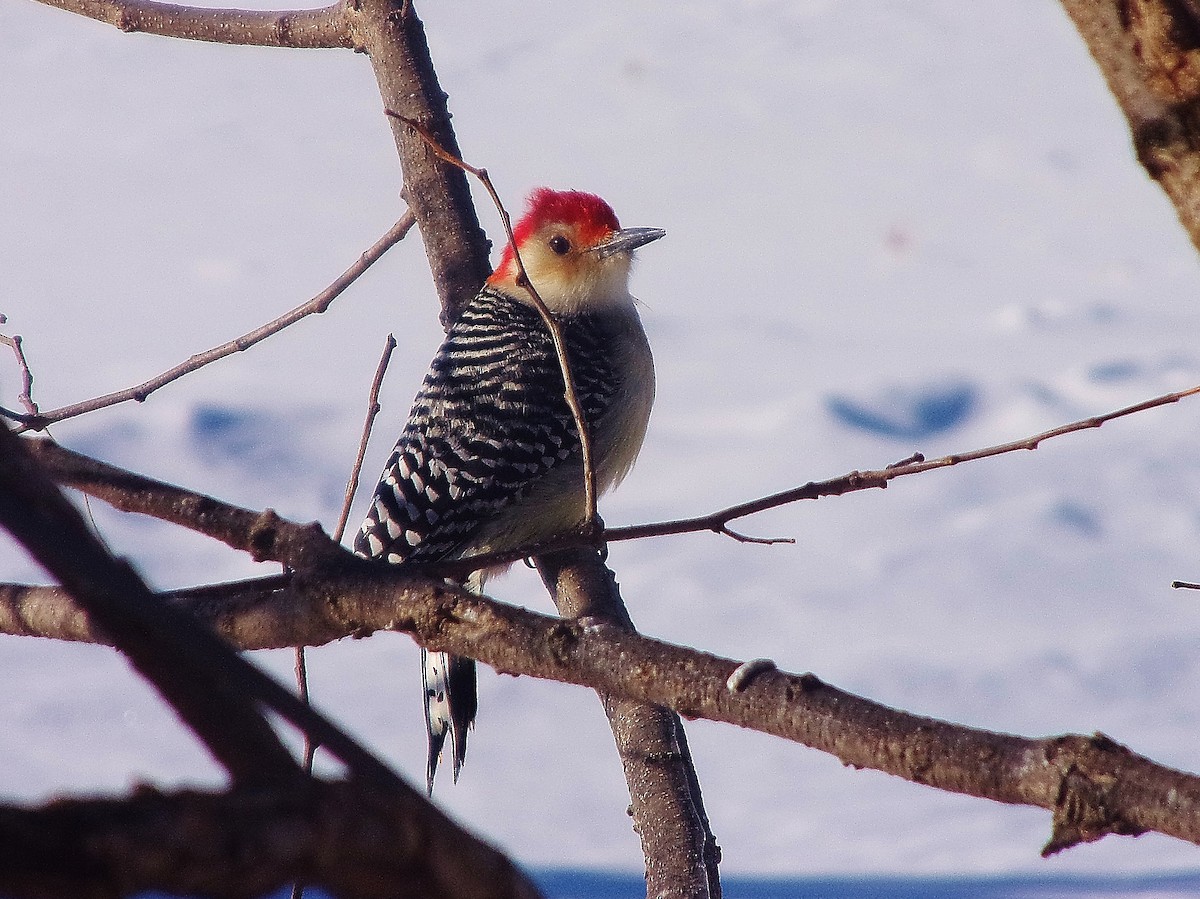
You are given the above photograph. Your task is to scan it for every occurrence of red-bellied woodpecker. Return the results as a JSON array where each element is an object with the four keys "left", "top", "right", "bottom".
[{"left": 354, "top": 188, "right": 663, "bottom": 793}]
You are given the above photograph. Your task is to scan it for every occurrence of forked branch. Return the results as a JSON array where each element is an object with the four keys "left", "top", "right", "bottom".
[{"left": 0, "top": 326, "right": 38, "bottom": 420}]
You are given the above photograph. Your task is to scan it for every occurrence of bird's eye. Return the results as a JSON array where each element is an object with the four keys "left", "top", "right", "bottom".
[{"left": 549, "top": 235, "right": 571, "bottom": 255}]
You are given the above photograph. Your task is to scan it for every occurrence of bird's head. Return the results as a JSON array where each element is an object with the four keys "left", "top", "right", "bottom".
[{"left": 487, "top": 188, "right": 665, "bottom": 315}]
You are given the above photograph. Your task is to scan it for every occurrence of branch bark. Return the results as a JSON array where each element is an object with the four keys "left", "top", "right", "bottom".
[
  {"left": 537, "top": 549, "right": 718, "bottom": 899},
  {"left": 0, "top": 779, "right": 542, "bottom": 899},
  {"left": 0, "top": 422, "right": 300, "bottom": 787},
  {"left": 1061, "top": 0, "right": 1200, "bottom": 251},
  {"left": 25, "top": 438, "right": 352, "bottom": 571},
  {"left": 31, "top": 0, "right": 353, "bottom": 47},
  {"left": 352, "top": 0, "right": 492, "bottom": 324}
]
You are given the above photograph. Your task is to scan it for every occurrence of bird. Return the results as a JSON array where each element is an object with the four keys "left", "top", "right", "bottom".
[{"left": 354, "top": 188, "right": 663, "bottom": 794}]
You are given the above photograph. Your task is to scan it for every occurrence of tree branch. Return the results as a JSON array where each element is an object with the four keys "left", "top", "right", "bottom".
[
  {"left": 295, "top": 331, "right": 397, "bottom": 808},
  {"left": 24, "top": 438, "right": 352, "bottom": 571},
  {"left": 606, "top": 380, "right": 1200, "bottom": 542},
  {"left": 0, "top": 422, "right": 300, "bottom": 786},
  {"left": 353, "top": 0, "right": 492, "bottom": 323},
  {"left": 536, "top": 549, "right": 717, "bottom": 899},
  {"left": 30, "top": 0, "right": 354, "bottom": 48},
  {"left": 1061, "top": 0, "right": 1200, "bottom": 252},
  {"left": 0, "top": 779, "right": 543, "bottom": 899},
  {"left": 0, "top": 327, "right": 39, "bottom": 419},
  {"left": 2, "top": 554, "right": 1196, "bottom": 856},
  {"left": 334, "top": 334, "right": 397, "bottom": 543}
]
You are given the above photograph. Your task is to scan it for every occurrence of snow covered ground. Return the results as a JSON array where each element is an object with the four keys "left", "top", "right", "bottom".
[{"left": 5, "top": 0, "right": 1200, "bottom": 880}]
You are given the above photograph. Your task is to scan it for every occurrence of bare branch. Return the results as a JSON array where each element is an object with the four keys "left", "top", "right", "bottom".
[
  {"left": 605, "top": 381, "right": 1200, "bottom": 543},
  {"left": 24, "top": 438, "right": 353, "bottom": 571},
  {"left": 29, "top": 0, "right": 354, "bottom": 48},
  {"left": 7, "top": 213, "right": 416, "bottom": 432},
  {"left": 537, "top": 549, "right": 717, "bottom": 899},
  {"left": 387, "top": 111, "right": 601, "bottom": 527},
  {"left": 334, "top": 334, "right": 397, "bottom": 543},
  {"left": 357, "top": 0, "right": 492, "bottom": 322},
  {"left": 295, "top": 331, "right": 397, "bottom": 803}
]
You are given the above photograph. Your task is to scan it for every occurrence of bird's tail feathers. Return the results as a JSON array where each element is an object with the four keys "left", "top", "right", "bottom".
[{"left": 422, "top": 648, "right": 478, "bottom": 795}]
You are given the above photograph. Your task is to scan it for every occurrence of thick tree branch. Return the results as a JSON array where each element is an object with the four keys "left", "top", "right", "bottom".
[
  {"left": 0, "top": 779, "right": 543, "bottom": 899},
  {"left": 7, "top": 213, "right": 415, "bottom": 432},
  {"left": 3, "top": 432, "right": 420, "bottom": 794},
  {"left": 537, "top": 549, "right": 717, "bottom": 899},
  {"left": 0, "top": 423, "right": 299, "bottom": 786},
  {"left": 1061, "top": 0, "right": 1200, "bottom": 251},
  {"left": 30, "top": 0, "right": 353, "bottom": 48},
  {"left": 2, "top": 557, "right": 1197, "bottom": 855},
  {"left": 353, "top": 0, "right": 492, "bottom": 323}
]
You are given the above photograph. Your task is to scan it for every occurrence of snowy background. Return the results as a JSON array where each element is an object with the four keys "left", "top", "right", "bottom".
[{"left": 4, "top": 0, "right": 1200, "bottom": 882}]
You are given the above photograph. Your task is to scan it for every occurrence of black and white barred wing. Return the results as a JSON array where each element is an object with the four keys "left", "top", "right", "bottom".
[{"left": 354, "top": 290, "right": 615, "bottom": 565}]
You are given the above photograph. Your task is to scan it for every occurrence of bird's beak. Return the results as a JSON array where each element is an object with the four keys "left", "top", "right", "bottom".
[{"left": 591, "top": 227, "right": 666, "bottom": 259}]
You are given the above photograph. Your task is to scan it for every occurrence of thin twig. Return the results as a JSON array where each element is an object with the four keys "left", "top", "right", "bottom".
[
  {"left": 5, "top": 213, "right": 416, "bottom": 432},
  {"left": 292, "top": 332, "right": 397, "bottom": 822},
  {"left": 604, "top": 381, "right": 1200, "bottom": 543},
  {"left": 384, "top": 110, "right": 600, "bottom": 527},
  {"left": 334, "top": 334, "right": 398, "bottom": 543},
  {"left": 718, "top": 525, "right": 792, "bottom": 546},
  {"left": 434, "top": 380, "right": 1200, "bottom": 575},
  {"left": 290, "top": 635, "right": 315, "bottom": 899},
  {"left": 29, "top": 0, "right": 354, "bottom": 49}
]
